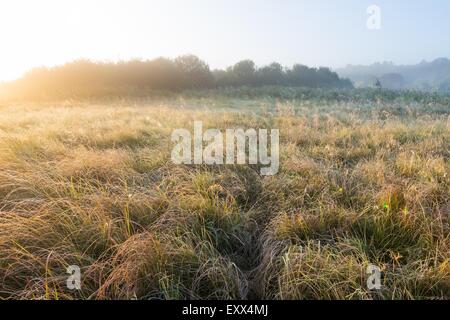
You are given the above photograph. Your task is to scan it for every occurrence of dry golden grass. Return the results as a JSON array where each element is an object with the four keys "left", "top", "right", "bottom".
[{"left": 0, "top": 96, "right": 448, "bottom": 300}]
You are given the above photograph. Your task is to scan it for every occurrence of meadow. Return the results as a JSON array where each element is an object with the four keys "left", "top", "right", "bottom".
[{"left": 0, "top": 89, "right": 448, "bottom": 299}]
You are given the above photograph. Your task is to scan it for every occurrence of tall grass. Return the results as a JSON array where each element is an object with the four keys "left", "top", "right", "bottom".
[{"left": 0, "top": 96, "right": 448, "bottom": 299}]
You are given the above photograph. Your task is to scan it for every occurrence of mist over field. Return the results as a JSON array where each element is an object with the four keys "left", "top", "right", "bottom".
[
  {"left": 0, "top": 0, "right": 448, "bottom": 303},
  {"left": 337, "top": 58, "right": 450, "bottom": 91}
]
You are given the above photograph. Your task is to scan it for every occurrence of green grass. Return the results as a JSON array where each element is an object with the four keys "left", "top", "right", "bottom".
[{"left": 0, "top": 94, "right": 448, "bottom": 300}]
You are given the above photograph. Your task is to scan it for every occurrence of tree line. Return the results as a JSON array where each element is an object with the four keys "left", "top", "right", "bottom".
[{"left": 3, "top": 55, "right": 353, "bottom": 98}]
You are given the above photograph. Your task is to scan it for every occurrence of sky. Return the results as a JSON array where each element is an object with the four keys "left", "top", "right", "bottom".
[{"left": 0, "top": 0, "right": 449, "bottom": 81}]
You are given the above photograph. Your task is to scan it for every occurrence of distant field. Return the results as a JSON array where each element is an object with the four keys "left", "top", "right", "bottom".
[{"left": 0, "top": 93, "right": 448, "bottom": 299}]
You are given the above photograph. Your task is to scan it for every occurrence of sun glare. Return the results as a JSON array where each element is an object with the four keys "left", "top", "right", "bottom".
[{"left": 0, "top": 0, "right": 161, "bottom": 81}]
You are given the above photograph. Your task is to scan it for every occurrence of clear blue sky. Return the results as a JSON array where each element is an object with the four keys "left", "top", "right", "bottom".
[{"left": 0, "top": 0, "right": 449, "bottom": 80}]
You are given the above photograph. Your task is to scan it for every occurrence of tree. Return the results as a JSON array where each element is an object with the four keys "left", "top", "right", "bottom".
[
  {"left": 379, "top": 73, "right": 405, "bottom": 90},
  {"left": 374, "top": 78, "right": 382, "bottom": 89},
  {"left": 175, "top": 55, "right": 215, "bottom": 88},
  {"left": 231, "top": 60, "right": 257, "bottom": 86},
  {"left": 287, "top": 64, "right": 317, "bottom": 87},
  {"left": 257, "top": 62, "right": 285, "bottom": 85}
]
